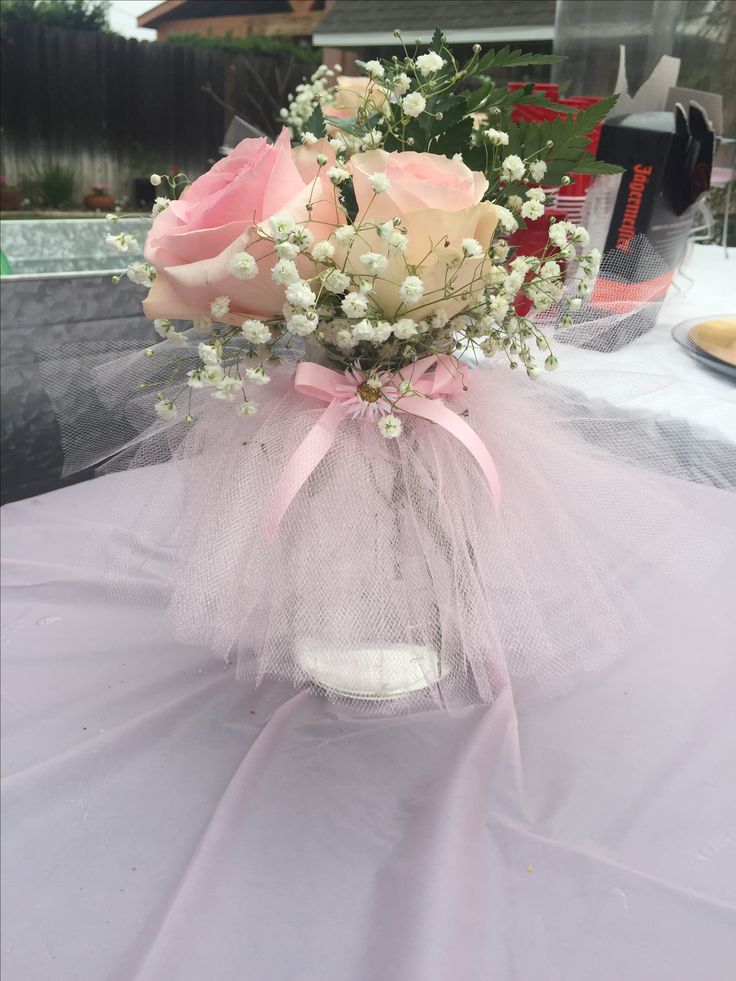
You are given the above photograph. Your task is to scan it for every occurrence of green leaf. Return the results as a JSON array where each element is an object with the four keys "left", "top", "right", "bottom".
[
  {"left": 431, "top": 27, "right": 445, "bottom": 53},
  {"left": 507, "top": 94, "right": 619, "bottom": 174},
  {"left": 304, "top": 104, "right": 325, "bottom": 139},
  {"left": 432, "top": 118, "right": 474, "bottom": 157},
  {"left": 322, "top": 113, "right": 361, "bottom": 136},
  {"left": 563, "top": 158, "right": 623, "bottom": 175},
  {"left": 477, "top": 46, "right": 565, "bottom": 73}
]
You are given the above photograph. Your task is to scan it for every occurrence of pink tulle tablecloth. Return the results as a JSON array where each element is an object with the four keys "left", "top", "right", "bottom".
[{"left": 2, "top": 245, "right": 736, "bottom": 981}]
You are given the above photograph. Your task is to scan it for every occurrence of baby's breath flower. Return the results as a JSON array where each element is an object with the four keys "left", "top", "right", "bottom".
[
  {"left": 192, "top": 317, "right": 211, "bottom": 332},
  {"left": 275, "top": 241, "right": 300, "bottom": 259},
  {"left": 245, "top": 366, "right": 271, "bottom": 385},
  {"left": 238, "top": 401, "right": 258, "bottom": 416},
  {"left": 548, "top": 221, "right": 571, "bottom": 248},
  {"left": 399, "top": 275, "right": 424, "bottom": 304},
  {"left": 363, "top": 59, "right": 384, "bottom": 79},
  {"left": 198, "top": 342, "right": 220, "bottom": 365},
  {"left": 202, "top": 364, "right": 224, "bottom": 384},
  {"left": 361, "top": 128, "right": 384, "bottom": 148},
  {"left": 210, "top": 295, "right": 231, "bottom": 320},
  {"left": 212, "top": 376, "right": 243, "bottom": 401},
  {"left": 334, "top": 225, "right": 356, "bottom": 245},
  {"left": 154, "top": 318, "right": 173, "bottom": 338},
  {"left": 106, "top": 232, "right": 139, "bottom": 253},
  {"left": 242, "top": 319, "right": 271, "bottom": 344},
  {"left": 486, "top": 129, "right": 509, "bottom": 146},
  {"left": 327, "top": 165, "right": 351, "bottom": 185},
  {"left": 360, "top": 252, "right": 389, "bottom": 275},
  {"left": 301, "top": 132, "right": 318, "bottom": 145},
  {"left": 154, "top": 398, "right": 177, "bottom": 419},
  {"left": 126, "top": 261, "right": 153, "bottom": 287},
  {"left": 507, "top": 195, "right": 523, "bottom": 211},
  {"left": 378, "top": 414, "right": 402, "bottom": 438},
  {"left": 311, "top": 240, "right": 335, "bottom": 263},
  {"left": 321, "top": 268, "right": 350, "bottom": 293},
  {"left": 287, "top": 312, "right": 319, "bottom": 336},
  {"left": 272, "top": 258, "right": 300, "bottom": 285},
  {"left": 335, "top": 328, "right": 357, "bottom": 350},
  {"left": 388, "top": 230, "right": 408, "bottom": 253},
  {"left": 528, "top": 160, "right": 548, "bottom": 182},
  {"left": 401, "top": 92, "right": 426, "bottom": 118},
  {"left": 501, "top": 155, "right": 525, "bottom": 182},
  {"left": 151, "top": 196, "right": 170, "bottom": 217},
  {"left": 373, "top": 320, "right": 393, "bottom": 343},
  {"left": 269, "top": 215, "right": 296, "bottom": 241},
  {"left": 290, "top": 227, "right": 314, "bottom": 251},
  {"left": 150, "top": 174, "right": 162, "bottom": 187},
  {"left": 229, "top": 251, "right": 258, "bottom": 280},
  {"left": 393, "top": 317, "right": 417, "bottom": 339},
  {"left": 526, "top": 187, "right": 546, "bottom": 203},
  {"left": 462, "top": 238, "right": 484, "bottom": 258},
  {"left": 416, "top": 51, "right": 446, "bottom": 76},
  {"left": 540, "top": 260, "right": 561, "bottom": 280},
  {"left": 341, "top": 292, "right": 369, "bottom": 318},
  {"left": 520, "top": 199, "right": 545, "bottom": 221},
  {"left": 351, "top": 319, "right": 376, "bottom": 342},
  {"left": 495, "top": 206, "right": 518, "bottom": 234},
  {"left": 369, "top": 172, "right": 391, "bottom": 193},
  {"left": 393, "top": 72, "right": 411, "bottom": 95},
  {"left": 285, "top": 280, "right": 317, "bottom": 308}
]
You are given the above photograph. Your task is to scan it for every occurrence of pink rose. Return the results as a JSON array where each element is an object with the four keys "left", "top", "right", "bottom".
[
  {"left": 345, "top": 150, "right": 497, "bottom": 319},
  {"left": 329, "top": 76, "right": 388, "bottom": 120},
  {"left": 144, "top": 129, "right": 342, "bottom": 324},
  {"left": 351, "top": 150, "right": 489, "bottom": 214}
]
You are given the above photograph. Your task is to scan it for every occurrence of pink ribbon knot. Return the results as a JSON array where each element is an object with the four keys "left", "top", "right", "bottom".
[{"left": 265, "top": 354, "right": 502, "bottom": 541}]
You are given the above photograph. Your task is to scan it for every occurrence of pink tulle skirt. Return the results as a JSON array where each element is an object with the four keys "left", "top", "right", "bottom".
[{"left": 93, "top": 358, "right": 736, "bottom": 711}]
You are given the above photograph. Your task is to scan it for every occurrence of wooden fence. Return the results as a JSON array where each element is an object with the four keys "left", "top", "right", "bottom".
[{"left": 0, "top": 24, "right": 319, "bottom": 204}]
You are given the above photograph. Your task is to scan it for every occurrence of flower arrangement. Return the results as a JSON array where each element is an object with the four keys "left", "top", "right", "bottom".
[{"left": 108, "top": 32, "right": 617, "bottom": 441}]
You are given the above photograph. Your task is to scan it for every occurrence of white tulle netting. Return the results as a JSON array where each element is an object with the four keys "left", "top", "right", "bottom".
[{"left": 38, "top": 240, "right": 736, "bottom": 712}]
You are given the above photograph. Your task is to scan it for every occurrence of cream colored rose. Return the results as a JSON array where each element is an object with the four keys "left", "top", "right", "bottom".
[{"left": 343, "top": 150, "right": 497, "bottom": 320}]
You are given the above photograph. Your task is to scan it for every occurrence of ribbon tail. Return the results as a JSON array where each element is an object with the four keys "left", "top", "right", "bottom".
[
  {"left": 403, "top": 399, "right": 502, "bottom": 509},
  {"left": 265, "top": 399, "right": 349, "bottom": 542}
]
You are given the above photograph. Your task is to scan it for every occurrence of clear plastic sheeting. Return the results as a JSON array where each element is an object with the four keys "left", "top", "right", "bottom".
[{"left": 552, "top": 0, "right": 734, "bottom": 134}]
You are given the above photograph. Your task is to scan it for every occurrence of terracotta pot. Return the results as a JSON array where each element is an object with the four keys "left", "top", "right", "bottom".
[
  {"left": 0, "top": 186, "right": 22, "bottom": 210},
  {"left": 84, "top": 192, "right": 115, "bottom": 211}
]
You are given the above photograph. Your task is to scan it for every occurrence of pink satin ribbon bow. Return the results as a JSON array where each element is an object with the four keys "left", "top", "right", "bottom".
[{"left": 265, "top": 355, "right": 502, "bottom": 541}]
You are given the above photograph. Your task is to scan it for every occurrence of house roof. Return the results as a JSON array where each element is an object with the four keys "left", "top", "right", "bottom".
[
  {"left": 139, "top": 1, "right": 297, "bottom": 29},
  {"left": 313, "top": 0, "right": 557, "bottom": 46}
]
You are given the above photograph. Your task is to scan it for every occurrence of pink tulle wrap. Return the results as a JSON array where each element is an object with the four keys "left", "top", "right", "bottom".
[{"left": 43, "top": 327, "right": 735, "bottom": 712}]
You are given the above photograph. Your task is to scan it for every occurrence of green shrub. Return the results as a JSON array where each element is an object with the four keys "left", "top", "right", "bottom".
[
  {"left": 0, "top": 0, "right": 110, "bottom": 33},
  {"left": 24, "top": 162, "right": 77, "bottom": 208},
  {"left": 165, "top": 30, "right": 320, "bottom": 65}
]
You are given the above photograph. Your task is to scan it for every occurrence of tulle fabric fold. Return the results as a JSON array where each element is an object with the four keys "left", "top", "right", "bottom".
[
  {"left": 36, "top": 232, "right": 736, "bottom": 712},
  {"left": 40, "top": 344, "right": 736, "bottom": 712}
]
